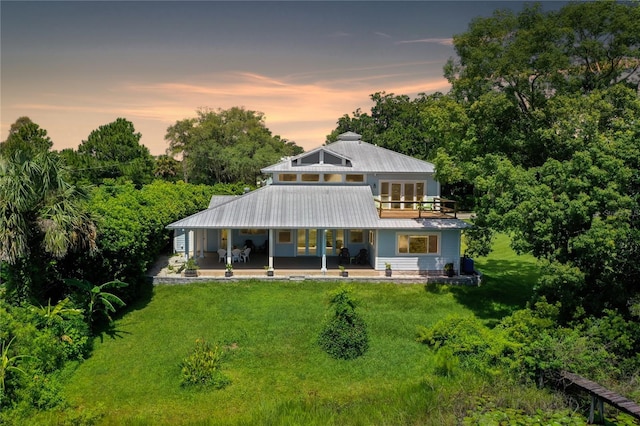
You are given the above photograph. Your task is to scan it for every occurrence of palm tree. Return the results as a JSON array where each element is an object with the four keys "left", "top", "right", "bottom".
[{"left": 0, "top": 149, "right": 97, "bottom": 301}]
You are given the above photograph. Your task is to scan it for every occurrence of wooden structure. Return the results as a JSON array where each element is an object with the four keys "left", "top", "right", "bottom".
[
  {"left": 375, "top": 197, "right": 458, "bottom": 219},
  {"left": 560, "top": 371, "right": 640, "bottom": 424}
]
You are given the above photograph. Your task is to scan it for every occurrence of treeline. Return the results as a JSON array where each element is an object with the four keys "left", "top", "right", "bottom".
[{"left": 52, "top": 107, "right": 302, "bottom": 188}]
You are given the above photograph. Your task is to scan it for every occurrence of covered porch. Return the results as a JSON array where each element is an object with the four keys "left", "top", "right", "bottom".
[
  {"left": 153, "top": 251, "right": 379, "bottom": 278},
  {"left": 148, "top": 251, "right": 480, "bottom": 285}
]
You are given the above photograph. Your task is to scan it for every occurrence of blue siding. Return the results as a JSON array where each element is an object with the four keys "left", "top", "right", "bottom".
[
  {"left": 275, "top": 242, "right": 296, "bottom": 256},
  {"left": 374, "top": 229, "right": 461, "bottom": 272}
]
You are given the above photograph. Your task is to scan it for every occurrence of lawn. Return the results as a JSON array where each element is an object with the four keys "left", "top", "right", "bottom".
[{"left": 47, "top": 234, "right": 540, "bottom": 425}]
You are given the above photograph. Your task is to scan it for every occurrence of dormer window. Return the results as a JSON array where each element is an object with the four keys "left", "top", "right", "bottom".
[
  {"left": 279, "top": 174, "right": 297, "bottom": 182},
  {"left": 291, "top": 148, "right": 351, "bottom": 167},
  {"left": 345, "top": 174, "right": 364, "bottom": 183},
  {"left": 324, "top": 174, "right": 342, "bottom": 183},
  {"left": 323, "top": 152, "right": 343, "bottom": 165}
]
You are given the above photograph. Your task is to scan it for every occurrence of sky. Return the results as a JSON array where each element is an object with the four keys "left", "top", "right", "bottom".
[{"left": 1, "top": 1, "right": 563, "bottom": 155}]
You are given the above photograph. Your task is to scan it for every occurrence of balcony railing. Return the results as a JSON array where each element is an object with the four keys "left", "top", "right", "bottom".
[{"left": 373, "top": 197, "right": 458, "bottom": 219}]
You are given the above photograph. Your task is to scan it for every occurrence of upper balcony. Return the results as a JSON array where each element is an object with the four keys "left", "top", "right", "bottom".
[{"left": 374, "top": 197, "right": 458, "bottom": 219}]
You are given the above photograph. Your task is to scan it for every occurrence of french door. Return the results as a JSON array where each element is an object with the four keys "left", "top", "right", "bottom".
[
  {"left": 381, "top": 182, "right": 424, "bottom": 209},
  {"left": 297, "top": 229, "right": 318, "bottom": 256}
]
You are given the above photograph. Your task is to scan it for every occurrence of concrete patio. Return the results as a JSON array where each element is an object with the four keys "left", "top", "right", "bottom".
[{"left": 147, "top": 251, "right": 481, "bottom": 285}]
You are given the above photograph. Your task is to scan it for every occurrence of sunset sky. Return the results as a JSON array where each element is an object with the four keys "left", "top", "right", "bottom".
[{"left": 1, "top": 1, "right": 562, "bottom": 155}]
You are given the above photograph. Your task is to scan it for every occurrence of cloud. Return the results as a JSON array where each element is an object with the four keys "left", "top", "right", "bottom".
[
  {"left": 397, "top": 38, "right": 454, "bottom": 46},
  {"left": 2, "top": 69, "right": 450, "bottom": 155},
  {"left": 374, "top": 31, "right": 392, "bottom": 38}
]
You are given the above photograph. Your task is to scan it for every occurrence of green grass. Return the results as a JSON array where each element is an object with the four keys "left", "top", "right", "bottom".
[
  {"left": 452, "top": 232, "right": 539, "bottom": 322},
  {"left": 39, "top": 234, "right": 543, "bottom": 425}
]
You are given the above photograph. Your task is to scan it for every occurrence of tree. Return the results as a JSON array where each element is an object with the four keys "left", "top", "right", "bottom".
[
  {"left": 327, "top": 92, "right": 437, "bottom": 160},
  {"left": 318, "top": 286, "right": 369, "bottom": 360},
  {"left": 446, "top": 2, "right": 640, "bottom": 107},
  {"left": 0, "top": 117, "right": 53, "bottom": 158},
  {"left": 470, "top": 86, "right": 640, "bottom": 321},
  {"left": 153, "top": 154, "right": 181, "bottom": 182},
  {"left": 73, "top": 118, "right": 154, "bottom": 187},
  {"left": 443, "top": 1, "right": 640, "bottom": 169},
  {"left": 165, "top": 117, "right": 196, "bottom": 182},
  {"left": 0, "top": 147, "right": 97, "bottom": 303},
  {"left": 165, "top": 107, "right": 303, "bottom": 185}
]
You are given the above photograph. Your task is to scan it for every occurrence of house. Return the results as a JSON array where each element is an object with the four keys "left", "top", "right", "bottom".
[{"left": 167, "top": 132, "right": 471, "bottom": 275}]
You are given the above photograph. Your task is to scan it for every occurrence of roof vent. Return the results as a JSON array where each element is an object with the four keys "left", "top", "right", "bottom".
[{"left": 338, "top": 131, "right": 361, "bottom": 141}]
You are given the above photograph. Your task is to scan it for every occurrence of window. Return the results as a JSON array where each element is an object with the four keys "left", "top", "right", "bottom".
[
  {"left": 279, "top": 174, "right": 297, "bottom": 182},
  {"left": 300, "top": 151, "right": 320, "bottom": 164},
  {"left": 397, "top": 233, "right": 439, "bottom": 254},
  {"left": 323, "top": 174, "right": 342, "bottom": 183},
  {"left": 277, "top": 230, "right": 292, "bottom": 243},
  {"left": 240, "top": 229, "right": 266, "bottom": 235},
  {"left": 369, "top": 230, "right": 375, "bottom": 246},
  {"left": 301, "top": 174, "right": 320, "bottom": 182},
  {"left": 345, "top": 174, "right": 364, "bottom": 183},
  {"left": 350, "top": 229, "right": 364, "bottom": 243},
  {"left": 323, "top": 152, "right": 343, "bottom": 165}
]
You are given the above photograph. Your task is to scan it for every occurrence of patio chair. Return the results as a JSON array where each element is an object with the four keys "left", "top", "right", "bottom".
[
  {"left": 241, "top": 247, "right": 251, "bottom": 263},
  {"left": 231, "top": 248, "right": 242, "bottom": 262},
  {"left": 217, "top": 249, "right": 226, "bottom": 263},
  {"left": 339, "top": 247, "right": 351, "bottom": 264},
  {"left": 355, "top": 248, "right": 369, "bottom": 265}
]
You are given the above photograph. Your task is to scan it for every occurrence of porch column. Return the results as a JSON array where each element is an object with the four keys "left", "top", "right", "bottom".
[
  {"left": 226, "top": 228, "right": 232, "bottom": 264},
  {"left": 268, "top": 229, "right": 274, "bottom": 269},
  {"left": 321, "top": 229, "right": 327, "bottom": 274},
  {"left": 199, "top": 229, "right": 205, "bottom": 258}
]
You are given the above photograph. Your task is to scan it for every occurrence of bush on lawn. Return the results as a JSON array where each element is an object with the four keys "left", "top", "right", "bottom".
[
  {"left": 180, "top": 339, "right": 230, "bottom": 389},
  {"left": 318, "top": 286, "right": 369, "bottom": 360}
]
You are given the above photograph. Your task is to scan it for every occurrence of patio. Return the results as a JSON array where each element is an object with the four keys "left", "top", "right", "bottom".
[{"left": 148, "top": 251, "right": 481, "bottom": 285}]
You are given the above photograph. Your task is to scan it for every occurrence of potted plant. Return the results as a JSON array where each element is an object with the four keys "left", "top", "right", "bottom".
[
  {"left": 385, "top": 263, "right": 392, "bottom": 277},
  {"left": 444, "top": 262, "right": 455, "bottom": 277},
  {"left": 183, "top": 257, "right": 199, "bottom": 277},
  {"left": 339, "top": 265, "right": 348, "bottom": 277},
  {"left": 264, "top": 265, "right": 274, "bottom": 277},
  {"left": 225, "top": 263, "right": 233, "bottom": 277}
]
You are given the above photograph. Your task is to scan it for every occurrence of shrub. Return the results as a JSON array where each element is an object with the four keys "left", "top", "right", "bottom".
[
  {"left": 417, "top": 314, "right": 516, "bottom": 378},
  {"left": 318, "top": 286, "right": 369, "bottom": 360},
  {"left": 180, "top": 339, "right": 230, "bottom": 389},
  {"left": 432, "top": 347, "right": 460, "bottom": 377}
]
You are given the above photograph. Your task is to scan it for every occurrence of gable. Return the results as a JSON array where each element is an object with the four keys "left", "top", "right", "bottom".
[{"left": 291, "top": 148, "right": 351, "bottom": 167}]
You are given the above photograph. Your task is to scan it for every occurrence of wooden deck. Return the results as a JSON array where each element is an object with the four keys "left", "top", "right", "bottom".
[
  {"left": 375, "top": 197, "right": 458, "bottom": 219},
  {"left": 378, "top": 209, "right": 454, "bottom": 219},
  {"left": 560, "top": 371, "right": 640, "bottom": 423}
]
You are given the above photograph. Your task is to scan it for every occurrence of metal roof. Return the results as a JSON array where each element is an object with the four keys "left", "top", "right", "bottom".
[
  {"left": 208, "top": 195, "right": 237, "bottom": 208},
  {"left": 167, "top": 185, "right": 470, "bottom": 230},
  {"left": 261, "top": 132, "right": 435, "bottom": 174},
  {"left": 168, "top": 185, "right": 381, "bottom": 229}
]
